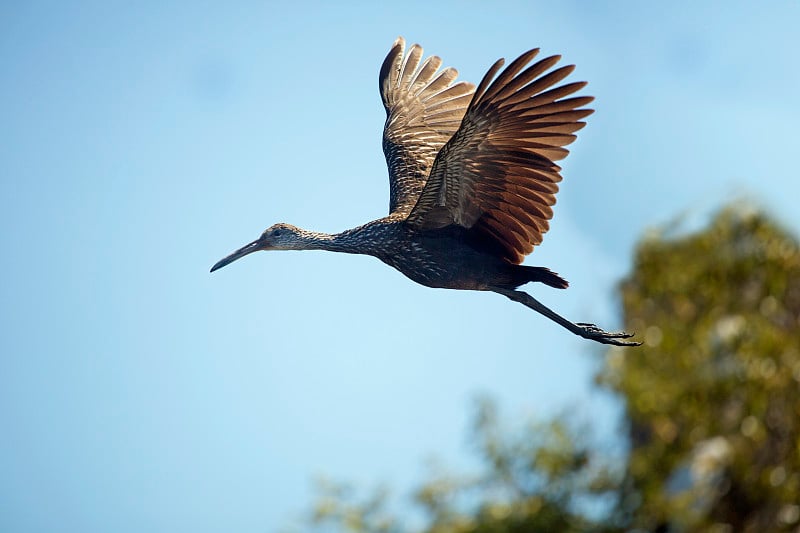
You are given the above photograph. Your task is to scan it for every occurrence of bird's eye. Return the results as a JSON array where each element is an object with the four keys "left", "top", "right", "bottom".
[{"left": 272, "top": 229, "right": 281, "bottom": 237}]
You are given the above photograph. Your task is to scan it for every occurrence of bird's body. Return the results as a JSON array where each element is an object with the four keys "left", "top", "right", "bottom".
[
  {"left": 212, "top": 37, "right": 639, "bottom": 346},
  {"left": 272, "top": 217, "right": 564, "bottom": 292}
]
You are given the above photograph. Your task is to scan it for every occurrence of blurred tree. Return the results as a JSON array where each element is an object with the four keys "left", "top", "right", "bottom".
[
  {"left": 304, "top": 398, "right": 621, "bottom": 533},
  {"left": 292, "top": 205, "right": 800, "bottom": 533},
  {"left": 603, "top": 205, "right": 800, "bottom": 532}
]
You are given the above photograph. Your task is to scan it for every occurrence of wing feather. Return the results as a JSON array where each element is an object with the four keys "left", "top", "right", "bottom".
[
  {"left": 405, "top": 48, "right": 593, "bottom": 263},
  {"left": 380, "top": 37, "right": 475, "bottom": 215},
  {"left": 493, "top": 56, "right": 561, "bottom": 99}
]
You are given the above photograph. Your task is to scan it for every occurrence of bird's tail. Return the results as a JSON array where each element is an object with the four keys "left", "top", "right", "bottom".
[{"left": 510, "top": 265, "right": 569, "bottom": 289}]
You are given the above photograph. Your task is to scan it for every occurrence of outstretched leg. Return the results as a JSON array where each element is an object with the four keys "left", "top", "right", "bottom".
[{"left": 491, "top": 287, "right": 640, "bottom": 346}]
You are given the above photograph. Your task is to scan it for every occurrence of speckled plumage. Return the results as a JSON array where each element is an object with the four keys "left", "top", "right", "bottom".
[{"left": 211, "top": 37, "right": 639, "bottom": 346}]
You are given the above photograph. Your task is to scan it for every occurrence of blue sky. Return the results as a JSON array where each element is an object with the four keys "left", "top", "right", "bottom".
[{"left": 2, "top": 2, "right": 799, "bottom": 531}]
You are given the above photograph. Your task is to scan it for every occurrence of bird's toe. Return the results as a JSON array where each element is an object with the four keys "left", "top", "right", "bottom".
[{"left": 577, "top": 324, "right": 641, "bottom": 346}]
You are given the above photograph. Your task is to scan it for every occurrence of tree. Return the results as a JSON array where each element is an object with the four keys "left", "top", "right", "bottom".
[
  {"left": 305, "top": 398, "right": 620, "bottom": 533},
  {"left": 291, "top": 205, "right": 800, "bottom": 532},
  {"left": 603, "top": 205, "right": 800, "bottom": 531}
]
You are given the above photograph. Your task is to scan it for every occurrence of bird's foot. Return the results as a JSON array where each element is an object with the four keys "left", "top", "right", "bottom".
[{"left": 574, "top": 322, "right": 641, "bottom": 347}]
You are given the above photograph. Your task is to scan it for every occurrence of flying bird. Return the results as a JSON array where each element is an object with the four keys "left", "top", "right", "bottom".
[{"left": 211, "top": 37, "right": 639, "bottom": 346}]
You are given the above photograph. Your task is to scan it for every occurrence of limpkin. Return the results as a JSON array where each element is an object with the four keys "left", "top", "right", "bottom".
[{"left": 211, "top": 37, "right": 639, "bottom": 346}]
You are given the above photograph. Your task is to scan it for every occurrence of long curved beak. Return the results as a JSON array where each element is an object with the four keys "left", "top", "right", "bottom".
[{"left": 210, "top": 239, "right": 261, "bottom": 272}]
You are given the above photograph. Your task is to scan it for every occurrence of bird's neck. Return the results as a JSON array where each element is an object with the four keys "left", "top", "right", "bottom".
[{"left": 296, "top": 222, "right": 391, "bottom": 256}]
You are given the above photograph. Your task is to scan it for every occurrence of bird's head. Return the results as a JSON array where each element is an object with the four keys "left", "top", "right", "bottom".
[{"left": 210, "top": 223, "right": 306, "bottom": 272}]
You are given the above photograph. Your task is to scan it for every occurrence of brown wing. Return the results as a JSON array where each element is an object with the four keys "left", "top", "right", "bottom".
[
  {"left": 380, "top": 37, "right": 475, "bottom": 215},
  {"left": 404, "top": 48, "right": 594, "bottom": 264}
]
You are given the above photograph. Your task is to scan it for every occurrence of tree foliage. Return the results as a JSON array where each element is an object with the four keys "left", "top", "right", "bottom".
[
  {"left": 305, "top": 399, "right": 619, "bottom": 533},
  {"left": 293, "top": 205, "right": 800, "bottom": 532},
  {"left": 603, "top": 206, "right": 800, "bottom": 531}
]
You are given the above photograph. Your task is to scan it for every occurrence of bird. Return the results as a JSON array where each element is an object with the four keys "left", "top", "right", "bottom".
[{"left": 211, "top": 37, "right": 639, "bottom": 347}]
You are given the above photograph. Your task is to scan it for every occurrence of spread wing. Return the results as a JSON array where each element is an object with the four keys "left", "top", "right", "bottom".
[
  {"left": 404, "top": 48, "right": 594, "bottom": 264},
  {"left": 379, "top": 37, "right": 475, "bottom": 215}
]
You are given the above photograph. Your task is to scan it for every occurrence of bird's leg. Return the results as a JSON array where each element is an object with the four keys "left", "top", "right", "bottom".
[{"left": 491, "top": 287, "right": 640, "bottom": 346}]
